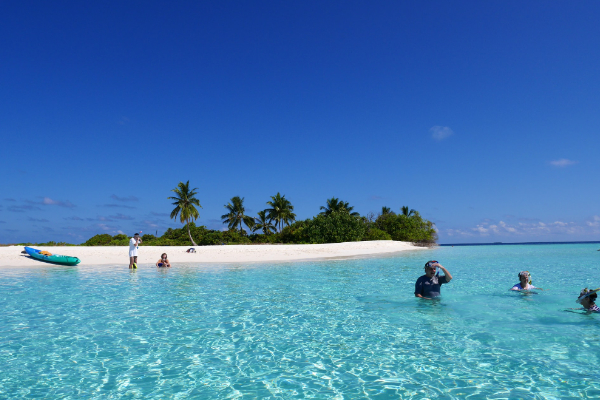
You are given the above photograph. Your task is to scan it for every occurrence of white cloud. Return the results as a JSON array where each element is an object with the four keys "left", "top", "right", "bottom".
[
  {"left": 110, "top": 194, "right": 139, "bottom": 202},
  {"left": 42, "top": 197, "right": 76, "bottom": 208},
  {"left": 550, "top": 158, "right": 578, "bottom": 167},
  {"left": 473, "top": 225, "right": 489, "bottom": 234},
  {"left": 143, "top": 220, "right": 158, "bottom": 228},
  {"left": 98, "top": 224, "right": 112, "bottom": 231},
  {"left": 430, "top": 126, "right": 454, "bottom": 141},
  {"left": 499, "top": 221, "right": 517, "bottom": 233},
  {"left": 587, "top": 216, "right": 600, "bottom": 227},
  {"left": 446, "top": 228, "right": 472, "bottom": 237},
  {"left": 448, "top": 217, "right": 600, "bottom": 239}
]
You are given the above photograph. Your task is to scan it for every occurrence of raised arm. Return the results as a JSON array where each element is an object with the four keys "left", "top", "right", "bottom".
[{"left": 436, "top": 263, "right": 452, "bottom": 282}]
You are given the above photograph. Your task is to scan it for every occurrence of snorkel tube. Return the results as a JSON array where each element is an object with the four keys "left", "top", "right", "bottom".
[{"left": 576, "top": 288, "right": 600, "bottom": 304}]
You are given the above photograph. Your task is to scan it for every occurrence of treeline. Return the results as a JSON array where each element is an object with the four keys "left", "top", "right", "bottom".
[{"left": 83, "top": 208, "right": 437, "bottom": 246}]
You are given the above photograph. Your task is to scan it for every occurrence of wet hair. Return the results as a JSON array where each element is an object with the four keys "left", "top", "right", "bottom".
[
  {"left": 590, "top": 293, "right": 598, "bottom": 303},
  {"left": 161, "top": 253, "right": 167, "bottom": 258}
]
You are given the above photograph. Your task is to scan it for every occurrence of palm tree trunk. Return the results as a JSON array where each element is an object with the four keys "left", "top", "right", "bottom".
[{"left": 186, "top": 219, "right": 197, "bottom": 246}]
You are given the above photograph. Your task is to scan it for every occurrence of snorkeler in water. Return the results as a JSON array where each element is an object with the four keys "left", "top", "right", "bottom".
[
  {"left": 414, "top": 260, "right": 453, "bottom": 299},
  {"left": 510, "top": 271, "right": 543, "bottom": 291},
  {"left": 575, "top": 288, "right": 600, "bottom": 313}
]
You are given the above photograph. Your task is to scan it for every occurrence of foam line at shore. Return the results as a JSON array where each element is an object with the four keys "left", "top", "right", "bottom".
[{"left": 0, "top": 241, "right": 424, "bottom": 267}]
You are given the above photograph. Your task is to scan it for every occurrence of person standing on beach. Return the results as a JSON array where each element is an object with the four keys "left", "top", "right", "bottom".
[
  {"left": 129, "top": 233, "right": 141, "bottom": 269},
  {"left": 415, "top": 260, "right": 453, "bottom": 299}
]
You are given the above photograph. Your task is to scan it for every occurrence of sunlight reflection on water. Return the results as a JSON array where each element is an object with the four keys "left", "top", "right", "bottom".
[{"left": 1, "top": 244, "right": 599, "bottom": 398}]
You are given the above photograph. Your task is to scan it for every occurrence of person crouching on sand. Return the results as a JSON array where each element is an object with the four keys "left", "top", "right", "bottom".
[
  {"left": 415, "top": 260, "right": 453, "bottom": 299},
  {"left": 156, "top": 253, "right": 171, "bottom": 268},
  {"left": 576, "top": 288, "right": 600, "bottom": 313},
  {"left": 510, "top": 271, "right": 542, "bottom": 291},
  {"left": 129, "top": 233, "right": 141, "bottom": 269}
]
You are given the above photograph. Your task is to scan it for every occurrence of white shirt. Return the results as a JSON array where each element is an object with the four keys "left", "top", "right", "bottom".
[
  {"left": 511, "top": 283, "right": 536, "bottom": 291},
  {"left": 129, "top": 237, "right": 139, "bottom": 257}
]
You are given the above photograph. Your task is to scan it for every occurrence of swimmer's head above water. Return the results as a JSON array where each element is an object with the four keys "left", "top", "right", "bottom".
[
  {"left": 518, "top": 271, "right": 532, "bottom": 285},
  {"left": 577, "top": 288, "right": 599, "bottom": 305}
]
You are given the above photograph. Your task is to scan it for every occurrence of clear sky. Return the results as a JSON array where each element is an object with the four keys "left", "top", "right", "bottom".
[{"left": 2, "top": 1, "right": 599, "bottom": 244}]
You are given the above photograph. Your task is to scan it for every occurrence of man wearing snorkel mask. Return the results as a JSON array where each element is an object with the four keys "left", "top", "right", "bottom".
[{"left": 415, "top": 260, "right": 453, "bottom": 299}]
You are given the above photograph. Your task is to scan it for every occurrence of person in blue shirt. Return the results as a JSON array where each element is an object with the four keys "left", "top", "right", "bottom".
[{"left": 415, "top": 260, "right": 453, "bottom": 299}]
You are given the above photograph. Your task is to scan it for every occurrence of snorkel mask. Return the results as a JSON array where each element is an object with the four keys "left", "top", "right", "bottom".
[
  {"left": 576, "top": 288, "right": 600, "bottom": 304},
  {"left": 425, "top": 261, "right": 439, "bottom": 276},
  {"left": 518, "top": 271, "right": 532, "bottom": 285}
]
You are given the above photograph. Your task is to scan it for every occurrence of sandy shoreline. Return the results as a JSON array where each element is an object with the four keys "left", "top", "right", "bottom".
[{"left": 1, "top": 241, "right": 424, "bottom": 267}]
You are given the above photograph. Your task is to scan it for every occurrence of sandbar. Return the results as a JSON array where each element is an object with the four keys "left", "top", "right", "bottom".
[{"left": 0, "top": 241, "right": 424, "bottom": 267}]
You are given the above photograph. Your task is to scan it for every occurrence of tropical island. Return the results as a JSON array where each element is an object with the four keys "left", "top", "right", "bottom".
[
  {"left": 11, "top": 181, "right": 437, "bottom": 248},
  {"left": 79, "top": 181, "right": 437, "bottom": 247}
]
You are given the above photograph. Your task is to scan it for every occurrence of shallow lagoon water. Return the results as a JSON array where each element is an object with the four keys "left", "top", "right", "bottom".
[{"left": 1, "top": 244, "right": 600, "bottom": 399}]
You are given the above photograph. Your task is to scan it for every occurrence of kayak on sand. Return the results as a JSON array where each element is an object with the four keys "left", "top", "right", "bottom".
[{"left": 24, "top": 247, "right": 81, "bottom": 266}]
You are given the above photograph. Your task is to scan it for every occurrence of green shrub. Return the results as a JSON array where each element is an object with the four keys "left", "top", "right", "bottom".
[
  {"left": 375, "top": 212, "right": 437, "bottom": 244},
  {"left": 222, "top": 230, "right": 251, "bottom": 244},
  {"left": 152, "top": 238, "right": 179, "bottom": 246},
  {"left": 302, "top": 212, "right": 367, "bottom": 244},
  {"left": 279, "top": 219, "right": 310, "bottom": 243},
  {"left": 362, "top": 228, "right": 392, "bottom": 241},
  {"left": 141, "top": 234, "right": 155, "bottom": 242},
  {"left": 249, "top": 233, "right": 272, "bottom": 244},
  {"left": 83, "top": 234, "right": 113, "bottom": 246}
]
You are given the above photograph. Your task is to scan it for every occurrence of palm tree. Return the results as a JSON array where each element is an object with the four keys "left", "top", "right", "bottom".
[
  {"left": 401, "top": 206, "right": 416, "bottom": 217},
  {"left": 381, "top": 206, "right": 392, "bottom": 215},
  {"left": 265, "top": 192, "right": 296, "bottom": 232},
  {"left": 253, "top": 210, "right": 277, "bottom": 235},
  {"left": 320, "top": 197, "right": 360, "bottom": 216},
  {"left": 221, "top": 196, "right": 255, "bottom": 234},
  {"left": 168, "top": 181, "right": 202, "bottom": 245}
]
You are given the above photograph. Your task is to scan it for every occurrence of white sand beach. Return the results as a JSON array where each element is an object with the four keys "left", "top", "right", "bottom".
[{"left": 1, "top": 241, "right": 424, "bottom": 267}]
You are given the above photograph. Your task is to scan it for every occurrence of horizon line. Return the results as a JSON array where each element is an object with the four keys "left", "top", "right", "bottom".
[{"left": 439, "top": 240, "right": 600, "bottom": 246}]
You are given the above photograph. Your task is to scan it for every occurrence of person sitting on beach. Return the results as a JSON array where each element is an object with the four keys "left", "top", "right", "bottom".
[
  {"left": 576, "top": 288, "right": 600, "bottom": 312},
  {"left": 156, "top": 253, "right": 171, "bottom": 268},
  {"left": 510, "top": 271, "right": 542, "bottom": 291},
  {"left": 415, "top": 260, "right": 453, "bottom": 299}
]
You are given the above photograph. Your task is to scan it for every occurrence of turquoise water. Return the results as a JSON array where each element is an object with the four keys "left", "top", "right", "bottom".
[{"left": 1, "top": 244, "right": 600, "bottom": 399}]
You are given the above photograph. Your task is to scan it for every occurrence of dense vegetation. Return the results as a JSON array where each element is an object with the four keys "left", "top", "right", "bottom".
[
  {"left": 80, "top": 205, "right": 437, "bottom": 246},
  {"left": 26, "top": 181, "right": 438, "bottom": 246}
]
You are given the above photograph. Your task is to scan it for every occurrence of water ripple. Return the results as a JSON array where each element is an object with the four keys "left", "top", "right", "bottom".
[{"left": 1, "top": 245, "right": 600, "bottom": 398}]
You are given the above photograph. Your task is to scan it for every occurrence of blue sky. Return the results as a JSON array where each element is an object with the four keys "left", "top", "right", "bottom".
[{"left": 2, "top": 1, "right": 599, "bottom": 244}]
